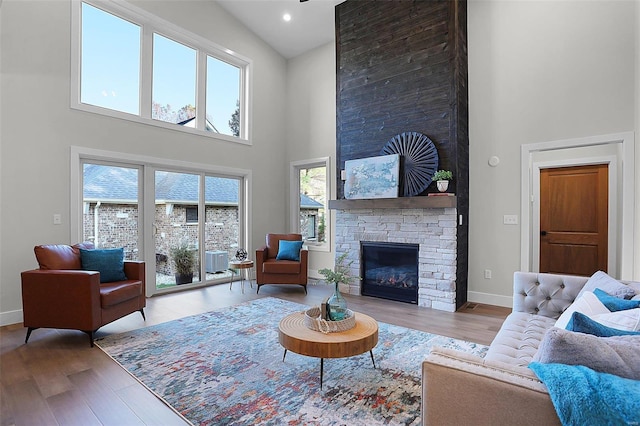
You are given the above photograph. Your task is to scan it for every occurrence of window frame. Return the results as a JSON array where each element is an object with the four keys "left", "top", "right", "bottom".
[
  {"left": 289, "top": 157, "right": 331, "bottom": 252},
  {"left": 185, "top": 206, "right": 198, "bottom": 224},
  {"left": 70, "top": 0, "right": 252, "bottom": 145}
]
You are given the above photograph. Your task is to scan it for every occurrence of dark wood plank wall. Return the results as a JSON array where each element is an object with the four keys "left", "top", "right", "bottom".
[{"left": 335, "top": 0, "right": 469, "bottom": 308}]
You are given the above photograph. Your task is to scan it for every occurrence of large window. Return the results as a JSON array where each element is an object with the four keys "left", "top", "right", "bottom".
[
  {"left": 290, "top": 158, "right": 330, "bottom": 250},
  {"left": 72, "top": 1, "right": 250, "bottom": 142}
]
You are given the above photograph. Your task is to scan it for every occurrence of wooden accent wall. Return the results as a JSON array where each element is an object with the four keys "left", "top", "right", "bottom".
[{"left": 335, "top": 0, "right": 469, "bottom": 309}]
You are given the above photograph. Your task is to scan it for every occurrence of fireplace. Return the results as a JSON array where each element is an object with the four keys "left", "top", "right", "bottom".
[{"left": 361, "top": 241, "right": 419, "bottom": 304}]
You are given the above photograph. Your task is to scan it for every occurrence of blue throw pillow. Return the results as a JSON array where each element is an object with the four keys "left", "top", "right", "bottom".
[
  {"left": 80, "top": 248, "right": 127, "bottom": 283},
  {"left": 593, "top": 288, "right": 640, "bottom": 312},
  {"left": 567, "top": 312, "right": 640, "bottom": 337},
  {"left": 276, "top": 240, "right": 303, "bottom": 261}
]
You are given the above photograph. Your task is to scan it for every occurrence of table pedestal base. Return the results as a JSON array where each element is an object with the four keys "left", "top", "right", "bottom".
[{"left": 282, "top": 349, "right": 376, "bottom": 389}]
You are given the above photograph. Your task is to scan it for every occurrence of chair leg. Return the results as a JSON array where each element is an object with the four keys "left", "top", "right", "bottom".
[
  {"left": 139, "top": 308, "right": 146, "bottom": 321},
  {"left": 25, "top": 327, "right": 37, "bottom": 344},
  {"left": 84, "top": 330, "right": 95, "bottom": 347}
]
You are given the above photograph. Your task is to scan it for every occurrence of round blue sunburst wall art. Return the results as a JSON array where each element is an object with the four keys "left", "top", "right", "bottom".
[{"left": 380, "top": 131, "right": 439, "bottom": 197}]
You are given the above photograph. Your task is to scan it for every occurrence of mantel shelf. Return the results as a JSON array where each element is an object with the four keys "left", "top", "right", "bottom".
[{"left": 328, "top": 195, "right": 456, "bottom": 210}]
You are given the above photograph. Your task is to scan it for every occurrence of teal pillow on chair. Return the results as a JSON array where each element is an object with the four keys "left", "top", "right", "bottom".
[
  {"left": 593, "top": 288, "right": 640, "bottom": 312},
  {"left": 276, "top": 240, "right": 303, "bottom": 261},
  {"left": 80, "top": 248, "right": 127, "bottom": 283}
]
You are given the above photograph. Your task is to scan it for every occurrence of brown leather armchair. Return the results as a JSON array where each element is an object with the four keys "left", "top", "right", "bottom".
[
  {"left": 21, "top": 243, "right": 146, "bottom": 346},
  {"left": 255, "top": 234, "right": 308, "bottom": 294}
]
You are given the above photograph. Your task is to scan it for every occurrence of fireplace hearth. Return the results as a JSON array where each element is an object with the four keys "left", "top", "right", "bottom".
[{"left": 361, "top": 241, "right": 419, "bottom": 304}]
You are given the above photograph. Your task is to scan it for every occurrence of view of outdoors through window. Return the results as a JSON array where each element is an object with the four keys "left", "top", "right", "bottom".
[
  {"left": 207, "top": 56, "right": 241, "bottom": 136},
  {"left": 152, "top": 34, "right": 196, "bottom": 125},
  {"left": 82, "top": 163, "right": 241, "bottom": 291},
  {"left": 153, "top": 172, "right": 241, "bottom": 289},
  {"left": 299, "top": 166, "right": 326, "bottom": 245},
  {"left": 79, "top": 2, "right": 242, "bottom": 138},
  {"left": 82, "top": 164, "right": 140, "bottom": 258},
  {"left": 81, "top": 3, "right": 140, "bottom": 114}
]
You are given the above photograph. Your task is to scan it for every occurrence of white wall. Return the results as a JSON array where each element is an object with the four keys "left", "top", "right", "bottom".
[
  {"left": 284, "top": 42, "right": 337, "bottom": 277},
  {"left": 635, "top": 0, "right": 640, "bottom": 279},
  {"left": 0, "top": 0, "right": 288, "bottom": 324},
  {"left": 467, "top": 0, "right": 637, "bottom": 305}
]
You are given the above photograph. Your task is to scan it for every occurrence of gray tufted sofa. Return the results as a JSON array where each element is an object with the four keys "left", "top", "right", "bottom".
[{"left": 421, "top": 271, "right": 639, "bottom": 426}]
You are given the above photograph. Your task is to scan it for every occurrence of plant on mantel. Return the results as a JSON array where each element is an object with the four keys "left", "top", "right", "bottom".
[
  {"left": 432, "top": 170, "right": 453, "bottom": 181},
  {"left": 433, "top": 170, "right": 453, "bottom": 193}
]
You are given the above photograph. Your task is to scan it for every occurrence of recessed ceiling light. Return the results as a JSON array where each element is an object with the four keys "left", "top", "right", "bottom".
[{"left": 283, "top": 13, "right": 292, "bottom": 22}]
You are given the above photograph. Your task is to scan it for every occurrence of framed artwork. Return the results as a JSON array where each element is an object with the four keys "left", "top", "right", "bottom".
[{"left": 344, "top": 154, "right": 400, "bottom": 199}]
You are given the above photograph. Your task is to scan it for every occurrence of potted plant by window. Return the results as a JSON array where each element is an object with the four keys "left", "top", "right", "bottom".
[
  {"left": 432, "top": 170, "right": 453, "bottom": 192},
  {"left": 171, "top": 242, "right": 196, "bottom": 285}
]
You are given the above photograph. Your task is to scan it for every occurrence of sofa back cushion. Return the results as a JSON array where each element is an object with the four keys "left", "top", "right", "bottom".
[
  {"left": 34, "top": 242, "right": 95, "bottom": 270},
  {"left": 513, "top": 272, "right": 589, "bottom": 319}
]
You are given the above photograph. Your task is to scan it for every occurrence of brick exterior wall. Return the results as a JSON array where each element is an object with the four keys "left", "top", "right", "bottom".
[
  {"left": 335, "top": 207, "right": 458, "bottom": 312},
  {"left": 83, "top": 203, "right": 239, "bottom": 275}
]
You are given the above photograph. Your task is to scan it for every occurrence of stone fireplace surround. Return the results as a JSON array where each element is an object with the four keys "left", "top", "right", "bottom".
[{"left": 334, "top": 206, "right": 458, "bottom": 312}]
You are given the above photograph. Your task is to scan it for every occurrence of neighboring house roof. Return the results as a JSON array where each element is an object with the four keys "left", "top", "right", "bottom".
[
  {"left": 83, "top": 164, "right": 239, "bottom": 205},
  {"left": 83, "top": 164, "right": 322, "bottom": 210},
  {"left": 300, "top": 193, "right": 323, "bottom": 209},
  {"left": 83, "top": 164, "right": 139, "bottom": 201}
]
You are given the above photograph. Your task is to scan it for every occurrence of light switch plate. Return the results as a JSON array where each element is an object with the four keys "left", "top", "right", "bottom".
[{"left": 503, "top": 215, "right": 518, "bottom": 225}]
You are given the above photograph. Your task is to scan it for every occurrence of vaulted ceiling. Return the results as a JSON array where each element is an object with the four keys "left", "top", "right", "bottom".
[{"left": 216, "top": 0, "right": 344, "bottom": 59}]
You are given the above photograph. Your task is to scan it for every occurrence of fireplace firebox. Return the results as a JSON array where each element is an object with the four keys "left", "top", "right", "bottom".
[{"left": 360, "top": 242, "right": 419, "bottom": 304}]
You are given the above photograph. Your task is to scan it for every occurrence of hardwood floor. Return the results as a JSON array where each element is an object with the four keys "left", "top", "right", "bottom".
[{"left": 0, "top": 281, "right": 510, "bottom": 425}]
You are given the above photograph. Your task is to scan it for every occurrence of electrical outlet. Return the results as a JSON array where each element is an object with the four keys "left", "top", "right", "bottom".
[
  {"left": 484, "top": 269, "right": 492, "bottom": 279},
  {"left": 53, "top": 214, "right": 62, "bottom": 225},
  {"left": 503, "top": 215, "right": 518, "bottom": 225}
]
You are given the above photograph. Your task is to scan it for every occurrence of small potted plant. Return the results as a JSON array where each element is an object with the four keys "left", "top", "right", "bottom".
[
  {"left": 432, "top": 170, "right": 453, "bottom": 192},
  {"left": 318, "top": 253, "right": 357, "bottom": 321},
  {"left": 170, "top": 242, "right": 196, "bottom": 285}
]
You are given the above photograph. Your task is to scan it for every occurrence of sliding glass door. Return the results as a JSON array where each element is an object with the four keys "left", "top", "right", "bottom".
[
  {"left": 153, "top": 170, "right": 242, "bottom": 291},
  {"left": 77, "top": 152, "right": 246, "bottom": 295}
]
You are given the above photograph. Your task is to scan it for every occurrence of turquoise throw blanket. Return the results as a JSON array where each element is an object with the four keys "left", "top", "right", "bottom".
[{"left": 529, "top": 362, "right": 640, "bottom": 426}]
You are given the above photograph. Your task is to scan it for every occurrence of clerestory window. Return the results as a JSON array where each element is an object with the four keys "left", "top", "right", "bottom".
[{"left": 72, "top": 0, "right": 250, "bottom": 143}]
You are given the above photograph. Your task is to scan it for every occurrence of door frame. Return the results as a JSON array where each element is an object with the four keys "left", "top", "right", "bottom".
[
  {"left": 532, "top": 157, "right": 616, "bottom": 274},
  {"left": 521, "top": 132, "right": 635, "bottom": 279}
]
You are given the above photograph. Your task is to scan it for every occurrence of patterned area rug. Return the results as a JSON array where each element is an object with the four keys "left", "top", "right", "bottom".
[{"left": 96, "top": 297, "right": 488, "bottom": 425}]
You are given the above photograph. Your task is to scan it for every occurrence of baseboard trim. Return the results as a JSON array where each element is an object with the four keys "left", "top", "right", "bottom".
[
  {"left": 0, "top": 309, "right": 23, "bottom": 327},
  {"left": 467, "top": 291, "right": 513, "bottom": 308}
]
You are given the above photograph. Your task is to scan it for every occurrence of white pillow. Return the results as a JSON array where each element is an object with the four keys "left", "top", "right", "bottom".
[
  {"left": 591, "top": 309, "right": 640, "bottom": 332},
  {"left": 554, "top": 291, "right": 610, "bottom": 329},
  {"left": 576, "top": 270, "right": 636, "bottom": 299}
]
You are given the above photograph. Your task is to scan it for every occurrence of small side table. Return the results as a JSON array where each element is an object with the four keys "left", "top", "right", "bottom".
[{"left": 229, "top": 260, "right": 254, "bottom": 294}]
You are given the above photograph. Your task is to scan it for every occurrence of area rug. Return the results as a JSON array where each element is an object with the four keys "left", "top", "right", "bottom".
[{"left": 96, "top": 297, "right": 488, "bottom": 425}]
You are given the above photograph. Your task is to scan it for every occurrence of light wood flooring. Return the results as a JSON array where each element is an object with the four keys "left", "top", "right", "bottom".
[{"left": 1, "top": 281, "right": 510, "bottom": 425}]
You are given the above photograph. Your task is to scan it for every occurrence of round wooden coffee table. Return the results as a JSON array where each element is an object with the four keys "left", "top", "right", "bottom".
[{"left": 278, "top": 311, "right": 378, "bottom": 388}]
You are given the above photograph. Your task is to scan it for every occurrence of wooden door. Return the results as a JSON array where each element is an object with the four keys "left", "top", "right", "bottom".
[{"left": 539, "top": 164, "right": 608, "bottom": 276}]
